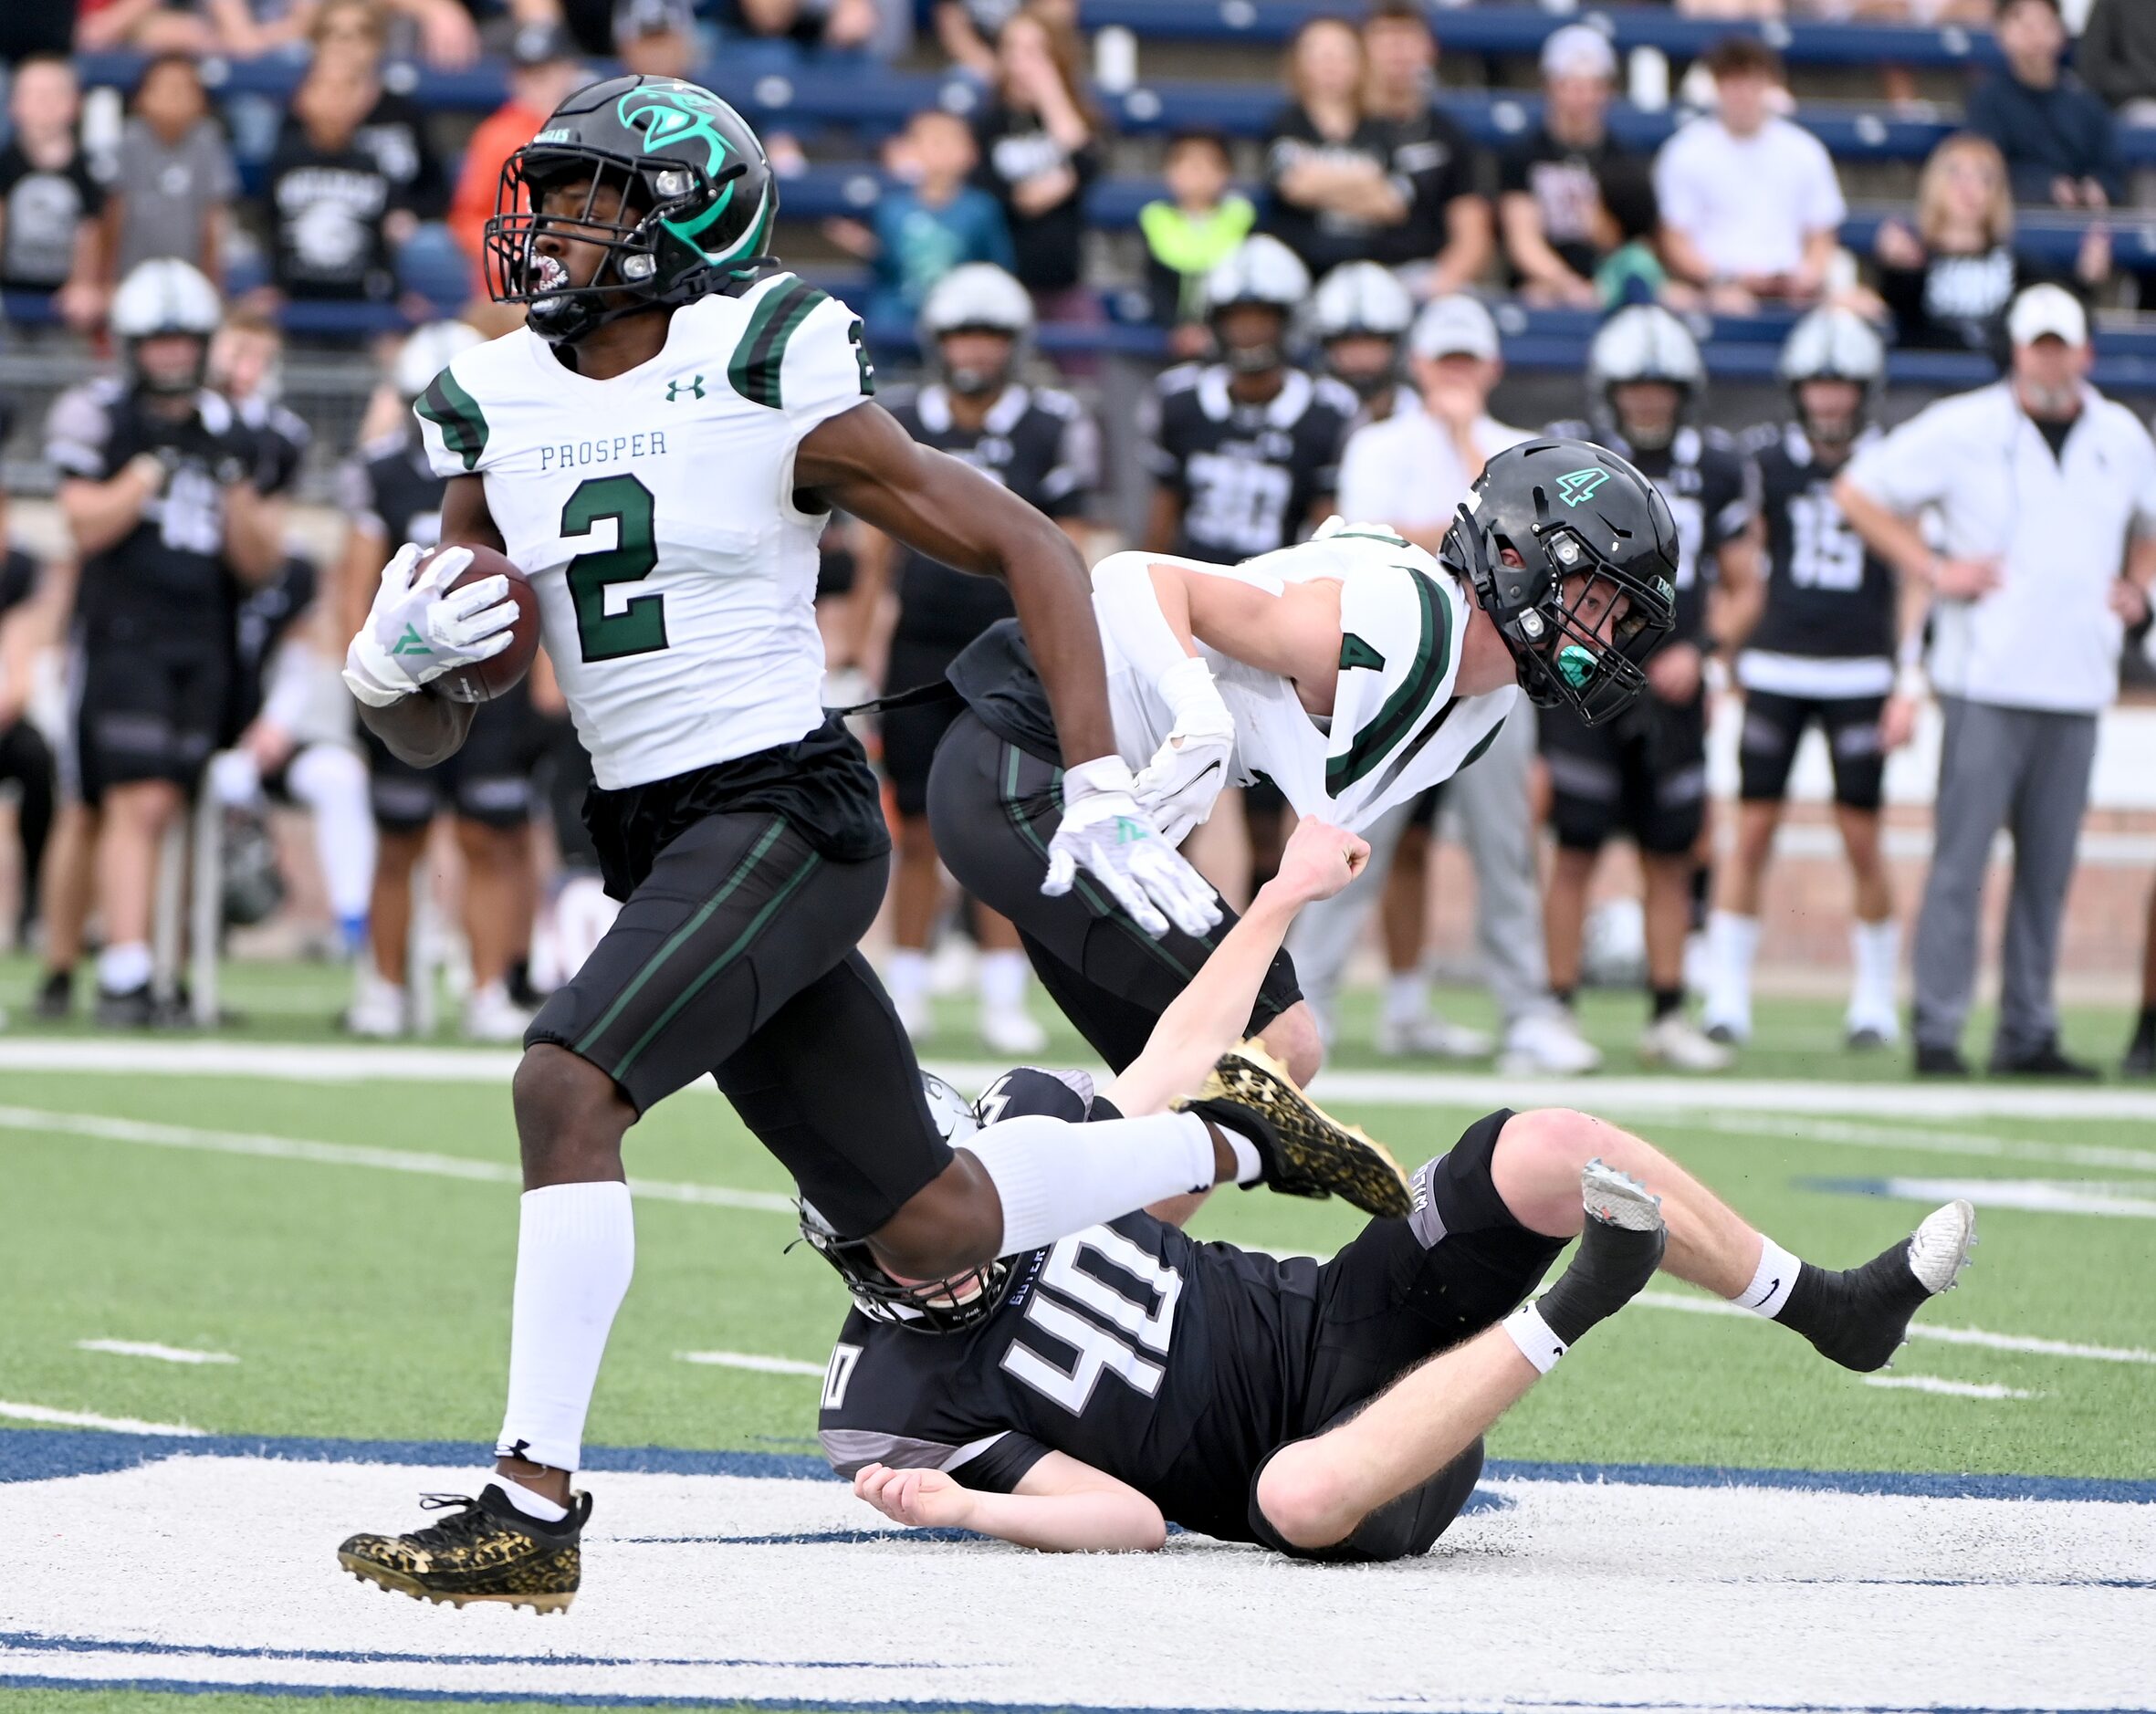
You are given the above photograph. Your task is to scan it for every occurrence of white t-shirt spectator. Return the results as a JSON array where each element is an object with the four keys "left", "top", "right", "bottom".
[
  {"left": 1843, "top": 381, "right": 2156, "bottom": 712},
  {"left": 1338, "top": 410, "right": 1534, "bottom": 537},
  {"left": 1652, "top": 114, "right": 1845, "bottom": 280}
]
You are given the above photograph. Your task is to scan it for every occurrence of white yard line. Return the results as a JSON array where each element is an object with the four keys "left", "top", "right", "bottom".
[
  {"left": 0, "top": 1400, "right": 204, "bottom": 1436},
  {"left": 1860, "top": 1375, "right": 2037, "bottom": 1400},
  {"left": 675, "top": 1351, "right": 827, "bottom": 1377},
  {"left": 1636, "top": 1288, "right": 2156, "bottom": 1365},
  {"left": 1863, "top": 1176, "right": 2156, "bottom": 1219},
  {"left": 74, "top": 1340, "right": 236, "bottom": 1365},
  {"left": 1701, "top": 1110, "right": 2156, "bottom": 1176}
]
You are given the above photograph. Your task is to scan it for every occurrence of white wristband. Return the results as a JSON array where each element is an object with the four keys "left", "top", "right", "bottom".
[
  {"left": 1894, "top": 663, "right": 1927, "bottom": 701},
  {"left": 1062, "top": 754, "right": 1137, "bottom": 803},
  {"left": 1157, "top": 653, "right": 1225, "bottom": 722}
]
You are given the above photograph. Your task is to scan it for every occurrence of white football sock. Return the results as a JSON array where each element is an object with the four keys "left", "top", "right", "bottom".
[
  {"left": 492, "top": 1473, "right": 570, "bottom": 1523},
  {"left": 98, "top": 942, "right": 152, "bottom": 994},
  {"left": 1705, "top": 910, "right": 1759, "bottom": 1018},
  {"left": 1850, "top": 917, "right": 1900, "bottom": 1016},
  {"left": 495, "top": 1182, "right": 634, "bottom": 1474},
  {"left": 1733, "top": 1236, "right": 1802, "bottom": 1319},
  {"left": 978, "top": 949, "right": 1030, "bottom": 1014},
  {"left": 885, "top": 949, "right": 930, "bottom": 1007},
  {"left": 1383, "top": 971, "right": 1428, "bottom": 1027},
  {"left": 1503, "top": 1302, "right": 1567, "bottom": 1374},
  {"left": 286, "top": 744, "right": 378, "bottom": 925},
  {"left": 964, "top": 1110, "right": 1217, "bottom": 1255}
]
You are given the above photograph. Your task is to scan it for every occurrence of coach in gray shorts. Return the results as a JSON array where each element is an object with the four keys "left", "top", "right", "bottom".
[{"left": 1837, "top": 285, "right": 2156, "bottom": 1077}]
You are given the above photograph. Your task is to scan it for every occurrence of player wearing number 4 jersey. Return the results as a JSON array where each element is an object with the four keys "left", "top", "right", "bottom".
[
  {"left": 812, "top": 815, "right": 1978, "bottom": 1562},
  {"left": 333, "top": 74, "right": 1335, "bottom": 1615}
]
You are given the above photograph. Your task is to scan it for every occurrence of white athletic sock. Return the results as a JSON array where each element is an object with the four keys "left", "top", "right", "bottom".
[
  {"left": 492, "top": 1473, "right": 570, "bottom": 1523},
  {"left": 1850, "top": 917, "right": 1900, "bottom": 1016},
  {"left": 495, "top": 1182, "right": 635, "bottom": 1474},
  {"left": 1733, "top": 1236, "right": 1802, "bottom": 1320},
  {"left": 885, "top": 949, "right": 930, "bottom": 1007},
  {"left": 1383, "top": 971, "right": 1428, "bottom": 1027},
  {"left": 964, "top": 1110, "right": 1217, "bottom": 1255},
  {"left": 977, "top": 949, "right": 1029, "bottom": 1014},
  {"left": 1503, "top": 1302, "right": 1567, "bottom": 1374},
  {"left": 287, "top": 744, "right": 378, "bottom": 925},
  {"left": 1705, "top": 911, "right": 1759, "bottom": 1018},
  {"left": 98, "top": 942, "right": 152, "bottom": 994}
]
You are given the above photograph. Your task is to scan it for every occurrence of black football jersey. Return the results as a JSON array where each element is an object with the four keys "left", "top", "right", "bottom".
[
  {"left": 1748, "top": 423, "right": 1895, "bottom": 664},
  {"left": 45, "top": 378, "right": 252, "bottom": 643},
  {"left": 1145, "top": 364, "right": 1357, "bottom": 562},
  {"left": 817, "top": 1066, "right": 1322, "bottom": 1545},
  {"left": 235, "top": 393, "right": 312, "bottom": 498},
  {"left": 228, "top": 553, "right": 320, "bottom": 736},
  {"left": 1545, "top": 421, "right": 1758, "bottom": 644},
  {"left": 885, "top": 383, "right": 1098, "bottom": 650},
  {"left": 338, "top": 428, "right": 449, "bottom": 550}
]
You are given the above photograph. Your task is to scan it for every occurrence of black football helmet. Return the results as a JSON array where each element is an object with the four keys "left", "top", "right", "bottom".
[
  {"left": 486, "top": 74, "right": 778, "bottom": 345},
  {"left": 1444, "top": 438, "right": 1679, "bottom": 726}
]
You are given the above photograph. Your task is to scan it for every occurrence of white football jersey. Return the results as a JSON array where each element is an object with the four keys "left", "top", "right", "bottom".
[
  {"left": 413, "top": 274, "right": 874, "bottom": 789},
  {"left": 1099, "top": 525, "right": 1517, "bottom": 834}
]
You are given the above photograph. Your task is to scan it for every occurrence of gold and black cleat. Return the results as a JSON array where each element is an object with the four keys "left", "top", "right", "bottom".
[
  {"left": 1177, "top": 1040, "right": 1413, "bottom": 1219},
  {"left": 338, "top": 1484, "right": 591, "bottom": 1614}
]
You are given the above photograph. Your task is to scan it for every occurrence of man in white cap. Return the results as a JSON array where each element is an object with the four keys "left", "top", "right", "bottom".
[
  {"left": 1498, "top": 24, "right": 1629, "bottom": 309},
  {"left": 1837, "top": 283, "right": 2156, "bottom": 1077},
  {"left": 1288, "top": 296, "right": 1601, "bottom": 1074}
]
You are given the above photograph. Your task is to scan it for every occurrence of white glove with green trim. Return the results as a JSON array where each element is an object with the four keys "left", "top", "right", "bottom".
[
  {"left": 1044, "top": 756, "right": 1224, "bottom": 940},
  {"left": 342, "top": 543, "right": 517, "bottom": 708}
]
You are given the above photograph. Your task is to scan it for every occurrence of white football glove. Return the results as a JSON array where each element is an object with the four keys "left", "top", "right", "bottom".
[
  {"left": 1043, "top": 755, "right": 1224, "bottom": 941},
  {"left": 1133, "top": 655, "right": 1236, "bottom": 849},
  {"left": 341, "top": 543, "right": 518, "bottom": 708}
]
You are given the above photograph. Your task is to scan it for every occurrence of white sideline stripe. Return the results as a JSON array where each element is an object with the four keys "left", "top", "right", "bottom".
[
  {"left": 9, "top": 1038, "right": 2156, "bottom": 1123},
  {"left": 1861, "top": 1374, "right": 2036, "bottom": 1400},
  {"left": 0, "top": 1104, "right": 797, "bottom": 1215},
  {"left": 74, "top": 1340, "right": 236, "bottom": 1365},
  {"left": 0, "top": 1399, "right": 204, "bottom": 1436},
  {"left": 675, "top": 1351, "right": 827, "bottom": 1376},
  {"left": 1702, "top": 1110, "right": 2156, "bottom": 1176},
  {"left": 1872, "top": 1176, "right": 2156, "bottom": 1219},
  {"left": 1636, "top": 1288, "right": 2156, "bottom": 1365}
]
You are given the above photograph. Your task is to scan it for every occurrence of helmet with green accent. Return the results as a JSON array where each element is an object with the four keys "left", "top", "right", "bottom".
[
  {"left": 1443, "top": 437, "right": 1679, "bottom": 727},
  {"left": 486, "top": 74, "right": 778, "bottom": 346}
]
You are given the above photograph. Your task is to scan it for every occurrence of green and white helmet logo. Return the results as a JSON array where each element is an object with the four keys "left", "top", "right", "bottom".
[{"left": 617, "top": 81, "right": 732, "bottom": 172}]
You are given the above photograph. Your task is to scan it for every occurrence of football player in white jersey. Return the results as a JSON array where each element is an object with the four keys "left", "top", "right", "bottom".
[
  {"left": 332, "top": 75, "right": 1381, "bottom": 1612},
  {"left": 926, "top": 436, "right": 1682, "bottom": 1082}
]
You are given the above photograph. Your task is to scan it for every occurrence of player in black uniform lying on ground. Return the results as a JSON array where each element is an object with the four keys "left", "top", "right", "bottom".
[{"left": 811, "top": 814, "right": 1977, "bottom": 1561}]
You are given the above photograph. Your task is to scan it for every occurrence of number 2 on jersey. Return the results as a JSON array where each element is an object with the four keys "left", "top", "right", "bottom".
[{"left": 561, "top": 475, "right": 668, "bottom": 663}]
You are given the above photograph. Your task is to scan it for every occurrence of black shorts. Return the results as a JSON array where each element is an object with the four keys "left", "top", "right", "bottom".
[
  {"left": 1540, "top": 693, "right": 1708, "bottom": 856},
  {"left": 926, "top": 708, "right": 1303, "bottom": 1071},
  {"left": 1247, "top": 1107, "right": 1565, "bottom": 1562},
  {"left": 364, "top": 679, "right": 552, "bottom": 834},
  {"left": 881, "top": 636, "right": 968, "bottom": 820},
  {"left": 74, "top": 641, "right": 230, "bottom": 804},
  {"left": 1738, "top": 686, "right": 1887, "bottom": 811}
]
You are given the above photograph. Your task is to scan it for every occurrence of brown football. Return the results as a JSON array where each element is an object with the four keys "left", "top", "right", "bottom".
[{"left": 423, "top": 543, "right": 541, "bottom": 704}]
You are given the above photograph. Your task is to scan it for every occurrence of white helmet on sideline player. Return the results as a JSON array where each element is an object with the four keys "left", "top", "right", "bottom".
[
  {"left": 1202, "top": 235, "right": 1311, "bottom": 375},
  {"left": 918, "top": 263, "right": 1035, "bottom": 398},
  {"left": 1587, "top": 303, "right": 1704, "bottom": 452},
  {"left": 1310, "top": 262, "right": 1413, "bottom": 401},
  {"left": 110, "top": 258, "right": 222, "bottom": 394},
  {"left": 1777, "top": 306, "right": 1886, "bottom": 446},
  {"left": 395, "top": 319, "right": 487, "bottom": 402}
]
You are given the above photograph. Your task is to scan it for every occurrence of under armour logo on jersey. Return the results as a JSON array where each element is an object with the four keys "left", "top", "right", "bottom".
[
  {"left": 1556, "top": 467, "right": 1610, "bottom": 507},
  {"left": 665, "top": 375, "right": 706, "bottom": 402}
]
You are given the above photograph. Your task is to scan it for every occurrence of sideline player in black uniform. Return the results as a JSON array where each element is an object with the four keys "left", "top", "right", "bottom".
[
  {"left": 854, "top": 264, "right": 1098, "bottom": 1056},
  {"left": 1543, "top": 305, "right": 1764, "bottom": 1071},
  {"left": 1142, "top": 232, "right": 1357, "bottom": 890},
  {"left": 335, "top": 75, "right": 1381, "bottom": 1614},
  {"left": 1309, "top": 260, "right": 1417, "bottom": 422},
  {"left": 1703, "top": 309, "right": 1904, "bottom": 1053},
  {"left": 814, "top": 813, "right": 1977, "bottom": 1561},
  {"left": 337, "top": 319, "right": 554, "bottom": 1041},
  {"left": 0, "top": 408, "right": 58, "bottom": 950},
  {"left": 43, "top": 259, "right": 285, "bottom": 1025}
]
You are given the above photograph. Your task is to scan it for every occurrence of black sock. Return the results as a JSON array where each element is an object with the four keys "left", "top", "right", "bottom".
[
  {"left": 1534, "top": 1218, "right": 1666, "bottom": 1347},
  {"left": 1772, "top": 1245, "right": 1931, "bottom": 1373},
  {"left": 1650, "top": 985, "right": 1684, "bottom": 1021},
  {"left": 1689, "top": 862, "right": 1711, "bottom": 934},
  {"left": 1552, "top": 986, "right": 1576, "bottom": 1010},
  {"left": 2134, "top": 1005, "right": 2156, "bottom": 1047}
]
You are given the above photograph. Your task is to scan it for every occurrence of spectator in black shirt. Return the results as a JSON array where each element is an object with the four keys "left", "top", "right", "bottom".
[
  {"left": 1872, "top": 132, "right": 2108, "bottom": 359},
  {"left": 0, "top": 56, "right": 107, "bottom": 329},
  {"left": 265, "top": 59, "right": 414, "bottom": 308},
  {"left": 1261, "top": 16, "right": 1406, "bottom": 279},
  {"left": 2078, "top": 0, "right": 2156, "bottom": 118},
  {"left": 309, "top": 0, "right": 449, "bottom": 223},
  {"left": 971, "top": 4, "right": 1102, "bottom": 315},
  {"left": 1967, "top": 0, "right": 2119, "bottom": 208},
  {"left": 1499, "top": 24, "right": 1628, "bottom": 309},
  {"left": 1358, "top": 0, "right": 1490, "bottom": 298}
]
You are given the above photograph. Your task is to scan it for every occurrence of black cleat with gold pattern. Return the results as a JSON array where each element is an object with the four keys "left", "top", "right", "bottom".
[
  {"left": 338, "top": 1484, "right": 590, "bottom": 1613},
  {"left": 1178, "top": 1040, "right": 1414, "bottom": 1219}
]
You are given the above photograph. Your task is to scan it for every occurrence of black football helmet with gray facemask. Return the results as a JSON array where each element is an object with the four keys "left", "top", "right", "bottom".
[
  {"left": 796, "top": 1073, "right": 1012, "bottom": 1334},
  {"left": 486, "top": 74, "right": 778, "bottom": 346},
  {"left": 1445, "top": 438, "right": 1679, "bottom": 726}
]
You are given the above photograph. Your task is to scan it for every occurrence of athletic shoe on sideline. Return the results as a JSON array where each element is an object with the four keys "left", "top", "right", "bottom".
[
  {"left": 1499, "top": 1009, "right": 1603, "bottom": 1076},
  {"left": 462, "top": 980, "right": 535, "bottom": 1044},
  {"left": 893, "top": 988, "right": 932, "bottom": 1043},
  {"left": 1375, "top": 1011, "right": 1494, "bottom": 1060},
  {"left": 979, "top": 1005, "right": 1048, "bottom": 1057},
  {"left": 1638, "top": 1013, "right": 1732, "bottom": 1072},
  {"left": 1178, "top": 1040, "right": 1413, "bottom": 1218},
  {"left": 340, "top": 1485, "right": 590, "bottom": 1613},
  {"left": 343, "top": 970, "right": 407, "bottom": 1039}
]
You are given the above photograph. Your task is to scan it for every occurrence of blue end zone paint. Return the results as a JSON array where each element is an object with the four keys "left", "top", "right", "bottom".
[{"left": 4, "top": 1426, "right": 2151, "bottom": 1504}]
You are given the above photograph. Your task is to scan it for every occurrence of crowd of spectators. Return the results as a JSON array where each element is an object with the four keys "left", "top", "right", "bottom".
[{"left": 1, "top": 0, "right": 2154, "bottom": 1075}]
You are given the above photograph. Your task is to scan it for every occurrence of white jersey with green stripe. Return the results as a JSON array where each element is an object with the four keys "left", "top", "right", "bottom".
[
  {"left": 1101, "top": 526, "right": 1517, "bottom": 833},
  {"left": 412, "top": 272, "right": 875, "bottom": 790}
]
